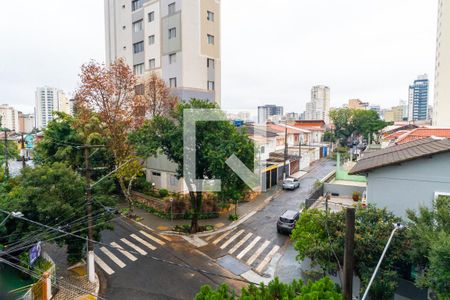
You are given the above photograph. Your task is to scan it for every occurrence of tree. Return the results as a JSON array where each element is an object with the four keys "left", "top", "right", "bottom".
[
  {"left": 291, "top": 205, "right": 408, "bottom": 299},
  {"left": 142, "top": 72, "right": 177, "bottom": 118},
  {"left": 74, "top": 59, "right": 150, "bottom": 213},
  {"left": 407, "top": 195, "right": 450, "bottom": 299},
  {"left": 329, "top": 108, "right": 354, "bottom": 146},
  {"left": 0, "top": 163, "right": 116, "bottom": 263},
  {"left": 195, "top": 277, "right": 343, "bottom": 300},
  {"left": 130, "top": 99, "right": 255, "bottom": 233}
]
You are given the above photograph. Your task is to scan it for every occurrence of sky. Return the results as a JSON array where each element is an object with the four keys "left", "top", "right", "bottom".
[{"left": 0, "top": 0, "right": 438, "bottom": 115}]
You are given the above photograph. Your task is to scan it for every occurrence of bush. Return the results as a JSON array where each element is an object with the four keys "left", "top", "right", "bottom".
[
  {"left": 159, "top": 189, "right": 169, "bottom": 198},
  {"left": 228, "top": 214, "right": 239, "bottom": 221}
]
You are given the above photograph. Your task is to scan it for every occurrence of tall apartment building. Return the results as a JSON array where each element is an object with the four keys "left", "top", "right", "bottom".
[
  {"left": 0, "top": 104, "right": 19, "bottom": 132},
  {"left": 19, "top": 113, "right": 35, "bottom": 133},
  {"left": 257, "top": 105, "right": 283, "bottom": 124},
  {"left": 408, "top": 75, "right": 429, "bottom": 121},
  {"left": 305, "top": 85, "right": 330, "bottom": 123},
  {"left": 105, "top": 0, "right": 221, "bottom": 105},
  {"left": 348, "top": 99, "right": 369, "bottom": 110},
  {"left": 434, "top": 0, "right": 450, "bottom": 127},
  {"left": 35, "top": 87, "right": 71, "bottom": 129}
]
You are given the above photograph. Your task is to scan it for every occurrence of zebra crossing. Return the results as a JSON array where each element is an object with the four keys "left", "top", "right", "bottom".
[
  {"left": 94, "top": 229, "right": 171, "bottom": 276},
  {"left": 205, "top": 229, "right": 281, "bottom": 274}
]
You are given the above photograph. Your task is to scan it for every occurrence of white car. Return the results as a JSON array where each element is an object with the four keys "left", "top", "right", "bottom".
[{"left": 282, "top": 178, "right": 300, "bottom": 190}]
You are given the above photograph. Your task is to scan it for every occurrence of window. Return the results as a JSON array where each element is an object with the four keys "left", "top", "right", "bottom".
[
  {"left": 207, "top": 34, "right": 215, "bottom": 45},
  {"left": 133, "top": 19, "right": 143, "bottom": 32},
  {"left": 207, "top": 81, "right": 215, "bottom": 91},
  {"left": 169, "top": 27, "right": 176, "bottom": 39},
  {"left": 149, "top": 58, "right": 156, "bottom": 69},
  {"left": 148, "top": 35, "right": 155, "bottom": 45},
  {"left": 207, "top": 11, "right": 214, "bottom": 22},
  {"left": 131, "top": 0, "right": 143, "bottom": 11},
  {"left": 122, "top": 25, "right": 126, "bottom": 30},
  {"left": 148, "top": 11, "right": 155, "bottom": 22},
  {"left": 133, "top": 63, "right": 144, "bottom": 75},
  {"left": 207, "top": 58, "right": 215, "bottom": 69},
  {"left": 152, "top": 172, "right": 161, "bottom": 177},
  {"left": 169, "top": 175, "right": 177, "bottom": 186},
  {"left": 169, "top": 53, "right": 176, "bottom": 64},
  {"left": 168, "top": 2, "right": 176, "bottom": 15},
  {"left": 169, "top": 77, "right": 177, "bottom": 88},
  {"left": 133, "top": 41, "right": 144, "bottom": 54}
]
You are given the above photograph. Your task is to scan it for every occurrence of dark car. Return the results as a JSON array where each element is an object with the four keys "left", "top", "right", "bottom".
[{"left": 277, "top": 210, "right": 300, "bottom": 234}]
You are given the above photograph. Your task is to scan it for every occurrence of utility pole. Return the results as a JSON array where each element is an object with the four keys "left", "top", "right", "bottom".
[
  {"left": 83, "top": 145, "right": 95, "bottom": 283},
  {"left": 3, "top": 129, "right": 9, "bottom": 178},
  {"left": 298, "top": 134, "right": 302, "bottom": 173},
  {"left": 343, "top": 208, "right": 355, "bottom": 300},
  {"left": 21, "top": 133, "right": 26, "bottom": 169},
  {"left": 283, "top": 122, "right": 288, "bottom": 180}
]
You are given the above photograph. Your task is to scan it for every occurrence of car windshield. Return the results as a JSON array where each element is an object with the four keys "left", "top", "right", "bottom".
[
  {"left": 284, "top": 179, "right": 294, "bottom": 183},
  {"left": 279, "top": 217, "right": 295, "bottom": 223}
]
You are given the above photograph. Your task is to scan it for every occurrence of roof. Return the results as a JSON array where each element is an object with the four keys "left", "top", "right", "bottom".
[
  {"left": 266, "top": 123, "right": 311, "bottom": 134},
  {"left": 396, "top": 127, "right": 450, "bottom": 145},
  {"left": 349, "top": 137, "right": 450, "bottom": 174},
  {"left": 243, "top": 126, "right": 279, "bottom": 138},
  {"left": 281, "top": 210, "right": 299, "bottom": 219}
]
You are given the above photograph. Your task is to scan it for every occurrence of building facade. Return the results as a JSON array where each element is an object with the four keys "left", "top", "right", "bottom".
[
  {"left": 257, "top": 105, "right": 284, "bottom": 124},
  {"left": 434, "top": 0, "right": 450, "bottom": 127},
  {"left": 105, "top": 0, "right": 221, "bottom": 105},
  {"left": 408, "top": 75, "right": 429, "bottom": 121},
  {"left": 348, "top": 99, "right": 369, "bottom": 110},
  {"left": 305, "top": 85, "right": 330, "bottom": 124},
  {"left": 0, "top": 104, "right": 19, "bottom": 132},
  {"left": 35, "top": 87, "right": 70, "bottom": 129}
]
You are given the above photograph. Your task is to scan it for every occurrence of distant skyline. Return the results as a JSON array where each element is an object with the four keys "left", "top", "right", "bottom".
[{"left": 0, "top": 0, "right": 438, "bottom": 115}]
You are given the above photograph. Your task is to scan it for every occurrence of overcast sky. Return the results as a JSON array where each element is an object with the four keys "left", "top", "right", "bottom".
[{"left": 0, "top": 0, "right": 438, "bottom": 115}]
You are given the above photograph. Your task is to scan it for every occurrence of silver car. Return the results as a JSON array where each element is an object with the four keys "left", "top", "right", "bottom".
[{"left": 282, "top": 178, "right": 300, "bottom": 190}]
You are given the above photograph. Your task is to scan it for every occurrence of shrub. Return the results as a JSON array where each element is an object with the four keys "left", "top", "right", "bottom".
[{"left": 159, "top": 189, "right": 169, "bottom": 198}]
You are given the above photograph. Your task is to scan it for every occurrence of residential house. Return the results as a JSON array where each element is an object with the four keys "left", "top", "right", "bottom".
[
  {"left": 349, "top": 137, "right": 450, "bottom": 218},
  {"left": 291, "top": 120, "right": 325, "bottom": 144}
]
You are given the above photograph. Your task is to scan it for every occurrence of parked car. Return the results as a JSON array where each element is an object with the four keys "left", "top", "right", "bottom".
[
  {"left": 277, "top": 210, "right": 300, "bottom": 234},
  {"left": 282, "top": 178, "right": 300, "bottom": 190}
]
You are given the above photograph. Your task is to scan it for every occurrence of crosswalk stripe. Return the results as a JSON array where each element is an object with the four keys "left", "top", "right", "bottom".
[
  {"left": 120, "top": 238, "right": 147, "bottom": 255},
  {"left": 229, "top": 232, "right": 253, "bottom": 254},
  {"left": 160, "top": 234, "right": 172, "bottom": 242},
  {"left": 236, "top": 236, "right": 261, "bottom": 260},
  {"left": 100, "top": 247, "right": 126, "bottom": 268},
  {"left": 94, "top": 254, "right": 115, "bottom": 275},
  {"left": 130, "top": 234, "right": 157, "bottom": 251},
  {"left": 220, "top": 229, "right": 245, "bottom": 250},
  {"left": 255, "top": 245, "right": 280, "bottom": 273},
  {"left": 111, "top": 242, "right": 137, "bottom": 261},
  {"left": 247, "top": 240, "right": 271, "bottom": 265},
  {"left": 139, "top": 230, "right": 166, "bottom": 246},
  {"left": 205, "top": 234, "right": 216, "bottom": 241},
  {"left": 213, "top": 230, "right": 235, "bottom": 245}
]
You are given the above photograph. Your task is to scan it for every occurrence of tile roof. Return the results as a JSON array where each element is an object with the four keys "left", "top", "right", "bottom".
[
  {"left": 396, "top": 128, "right": 450, "bottom": 145},
  {"left": 349, "top": 137, "right": 450, "bottom": 174}
]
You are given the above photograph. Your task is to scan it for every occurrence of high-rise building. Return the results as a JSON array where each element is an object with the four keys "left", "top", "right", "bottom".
[
  {"left": 285, "top": 112, "right": 299, "bottom": 121},
  {"left": 257, "top": 105, "right": 283, "bottom": 124},
  {"left": 369, "top": 105, "right": 381, "bottom": 116},
  {"left": 105, "top": 0, "right": 221, "bottom": 105},
  {"left": 408, "top": 75, "right": 429, "bottom": 121},
  {"left": 348, "top": 99, "right": 369, "bottom": 110},
  {"left": 0, "top": 104, "right": 19, "bottom": 132},
  {"left": 35, "top": 87, "right": 71, "bottom": 129},
  {"left": 305, "top": 85, "right": 330, "bottom": 123},
  {"left": 433, "top": 0, "right": 450, "bottom": 127}
]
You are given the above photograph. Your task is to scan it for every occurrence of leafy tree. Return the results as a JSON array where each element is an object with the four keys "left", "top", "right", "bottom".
[
  {"left": 0, "top": 134, "right": 20, "bottom": 176},
  {"left": 407, "top": 195, "right": 450, "bottom": 298},
  {"left": 0, "top": 163, "right": 116, "bottom": 264},
  {"left": 195, "top": 277, "right": 343, "bottom": 299},
  {"left": 142, "top": 72, "right": 177, "bottom": 118},
  {"left": 291, "top": 206, "right": 408, "bottom": 298},
  {"left": 329, "top": 108, "right": 354, "bottom": 146},
  {"left": 130, "top": 99, "right": 254, "bottom": 233}
]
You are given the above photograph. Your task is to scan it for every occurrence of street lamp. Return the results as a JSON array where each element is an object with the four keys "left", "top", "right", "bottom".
[
  {"left": 361, "top": 223, "right": 405, "bottom": 300},
  {"left": 169, "top": 198, "right": 174, "bottom": 222},
  {"left": 0, "top": 211, "right": 24, "bottom": 227}
]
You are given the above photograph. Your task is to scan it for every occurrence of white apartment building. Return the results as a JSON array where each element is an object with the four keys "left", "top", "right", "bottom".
[
  {"left": 35, "top": 87, "right": 71, "bottom": 129},
  {"left": 105, "top": 0, "right": 221, "bottom": 105},
  {"left": 305, "top": 85, "right": 330, "bottom": 124},
  {"left": 434, "top": 0, "right": 450, "bottom": 127},
  {"left": 0, "top": 104, "right": 19, "bottom": 132}
]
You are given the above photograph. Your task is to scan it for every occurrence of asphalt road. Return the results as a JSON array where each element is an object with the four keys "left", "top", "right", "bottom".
[{"left": 97, "top": 217, "right": 246, "bottom": 300}]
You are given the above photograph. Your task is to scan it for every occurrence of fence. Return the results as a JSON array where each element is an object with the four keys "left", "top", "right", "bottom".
[
  {"left": 305, "top": 184, "right": 324, "bottom": 209},
  {"left": 19, "top": 251, "right": 55, "bottom": 300}
]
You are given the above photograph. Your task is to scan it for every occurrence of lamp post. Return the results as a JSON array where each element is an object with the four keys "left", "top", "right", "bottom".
[
  {"left": 169, "top": 198, "right": 174, "bottom": 222},
  {"left": 0, "top": 211, "right": 24, "bottom": 227},
  {"left": 361, "top": 223, "right": 405, "bottom": 300}
]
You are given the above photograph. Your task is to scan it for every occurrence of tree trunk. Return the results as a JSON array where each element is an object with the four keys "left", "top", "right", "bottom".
[
  {"left": 189, "top": 191, "right": 202, "bottom": 233},
  {"left": 119, "top": 177, "right": 134, "bottom": 215}
]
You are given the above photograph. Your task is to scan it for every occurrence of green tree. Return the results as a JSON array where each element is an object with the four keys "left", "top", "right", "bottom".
[
  {"left": 329, "top": 108, "right": 354, "bottom": 146},
  {"left": 130, "top": 99, "right": 255, "bottom": 233},
  {"left": 0, "top": 163, "right": 116, "bottom": 264},
  {"left": 291, "top": 206, "right": 408, "bottom": 299},
  {"left": 195, "top": 277, "right": 343, "bottom": 300}
]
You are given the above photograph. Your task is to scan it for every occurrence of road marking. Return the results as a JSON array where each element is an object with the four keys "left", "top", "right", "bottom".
[
  {"left": 139, "top": 230, "right": 166, "bottom": 246},
  {"left": 255, "top": 245, "right": 280, "bottom": 273},
  {"left": 236, "top": 236, "right": 261, "bottom": 260},
  {"left": 111, "top": 242, "right": 137, "bottom": 261},
  {"left": 160, "top": 234, "right": 172, "bottom": 242},
  {"left": 247, "top": 240, "right": 271, "bottom": 265},
  {"left": 205, "top": 234, "right": 216, "bottom": 241},
  {"left": 130, "top": 234, "right": 157, "bottom": 251},
  {"left": 220, "top": 229, "right": 245, "bottom": 250},
  {"left": 94, "top": 254, "right": 115, "bottom": 275},
  {"left": 120, "top": 238, "right": 147, "bottom": 255},
  {"left": 100, "top": 247, "right": 126, "bottom": 268},
  {"left": 212, "top": 230, "right": 235, "bottom": 245},
  {"left": 229, "top": 232, "right": 253, "bottom": 254}
]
